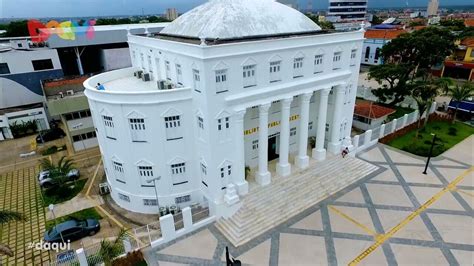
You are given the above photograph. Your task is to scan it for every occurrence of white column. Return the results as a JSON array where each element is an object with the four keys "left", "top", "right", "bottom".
[
  {"left": 379, "top": 124, "right": 386, "bottom": 139},
  {"left": 74, "top": 47, "right": 84, "bottom": 76},
  {"left": 257, "top": 103, "right": 271, "bottom": 186},
  {"left": 233, "top": 109, "right": 248, "bottom": 195},
  {"left": 312, "top": 88, "right": 330, "bottom": 161},
  {"left": 328, "top": 85, "right": 345, "bottom": 154},
  {"left": 76, "top": 248, "right": 88, "bottom": 266},
  {"left": 391, "top": 118, "right": 398, "bottom": 133},
  {"left": 295, "top": 92, "right": 313, "bottom": 169},
  {"left": 277, "top": 98, "right": 293, "bottom": 176}
]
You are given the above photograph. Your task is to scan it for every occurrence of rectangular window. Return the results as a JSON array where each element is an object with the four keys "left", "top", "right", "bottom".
[
  {"left": 217, "top": 116, "right": 230, "bottom": 141},
  {"left": 309, "top": 121, "right": 313, "bottom": 130},
  {"left": 243, "top": 65, "right": 256, "bottom": 88},
  {"left": 200, "top": 162, "right": 208, "bottom": 188},
  {"left": 215, "top": 69, "right": 228, "bottom": 93},
  {"left": 333, "top": 52, "right": 342, "bottom": 70},
  {"left": 165, "top": 61, "right": 171, "bottom": 80},
  {"left": 113, "top": 161, "right": 125, "bottom": 183},
  {"left": 293, "top": 57, "right": 304, "bottom": 78},
  {"left": 290, "top": 127, "right": 297, "bottom": 137},
  {"left": 32, "top": 59, "right": 54, "bottom": 71},
  {"left": 252, "top": 139, "right": 259, "bottom": 150},
  {"left": 175, "top": 195, "right": 191, "bottom": 204},
  {"left": 176, "top": 64, "right": 183, "bottom": 85},
  {"left": 102, "top": 115, "right": 116, "bottom": 140},
  {"left": 269, "top": 61, "right": 281, "bottom": 83},
  {"left": 171, "top": 162, "right": 187, "bottom": 185},
  {"left": 201, "top": 163, "right": 207, "bottom": 175},
  {"left": 193, "top": 69, "right": 201, "bottom": 92},
  {"left": 148, "top": 55, "right": 153, "bottom": 73},
  {"left": 350, "top": 49, "right": 357, "bottom": 66},
  {"left": 197, "top": 116, "right": 204, "bottom": 139},
  {"left": 138, "top": 165, "right": 154, "bottom": 187},
  {"left": 220, "top": 163, "right": 232, "bottom": 189},
  {"left": 129, "top": 118, "right": 146, "bottom": 142},
  {"left": 314, "top": 54, "right": 324, "bottom": 73},
  {"left": 0, "top": 63, "right": 10, "bottom": 74},
  {"left": 164, "top": 115, "right": 182, "bottom": 140},
  {"left": 143, "top": 199, "right": 158, "bottom": 206},
  {"left": 118, "top": 193, "right": 130, "bottom": 202}
]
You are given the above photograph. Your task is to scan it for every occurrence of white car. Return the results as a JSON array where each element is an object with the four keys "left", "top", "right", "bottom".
[{"left": 38, "top": 169, "right": 80, "bottom": 188}]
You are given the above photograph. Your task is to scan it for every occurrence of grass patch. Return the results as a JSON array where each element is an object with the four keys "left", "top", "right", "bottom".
[
  {"left": 46, "top": 207, "right": 102, "bottom": 231},
  {"left": 388, "top": 121, "right": 474, "bottom": 157},
  {"left": 42, "top": 179, "right": 87, "bottom": 207},
  {"left": 41, "top": 145, "right": 67, "bottom": 156}
]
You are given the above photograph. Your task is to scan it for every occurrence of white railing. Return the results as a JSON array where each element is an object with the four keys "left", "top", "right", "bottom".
[{"left": 352, "top": 102, "right": 436, "bottom": 155}]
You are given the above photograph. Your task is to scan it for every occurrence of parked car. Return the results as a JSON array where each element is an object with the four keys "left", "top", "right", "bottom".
[
  {"left": 36, "top": 128, "right": 66, "bottom": 144},
  {"left": 44, "top": 219, "right": 100, "bottom": 243},
  {"left": 38, "top": 169, "right": 80, "bottom": 188}
]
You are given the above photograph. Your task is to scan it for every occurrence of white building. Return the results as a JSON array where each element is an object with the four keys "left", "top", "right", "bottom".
[
  {"left": 84, "top": 0, "right": 364, "bottom": 216},
  {"left": 166, "top": 8, "right": 178, "bottom": 21},
  {"left": 362, "top": 29, "right": 406, "bottom": 65},
  {"left": 327, "top": 0, "right": 368, "bottom": 22},
  {"left": 427, "top": 0, "right": 439, "bottom": 17}
]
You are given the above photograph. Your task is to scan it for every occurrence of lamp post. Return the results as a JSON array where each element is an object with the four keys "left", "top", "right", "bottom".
[
  {"left": 49, "top": 204, "right": 65, "bottom": 243},
  {"left": 423, "top": 133, "right": 436, "bottom": 175},
  {"left": 146, "top": 176, "right": 161, "bottom": 213}
]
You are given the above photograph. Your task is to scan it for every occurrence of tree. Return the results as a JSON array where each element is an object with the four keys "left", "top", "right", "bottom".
[
  {"left": 0, "top": 210, "right": 27, "bottom": 257},
  {"left": 369, "top": 64, "right": 411, "bottom": 105},
  {"left": 369, "top": 27, "right": 456, "bottom": 105},
  {"left": 440, "top": 19, "right": 466, "bottom": 31},
  {"left": 40, "top": 156, "right": 75, "bottom": 187},
  {"left": 447, "top": 83, "right": 474, "bottom": 123},
  {"left": 4, "top": 20, "right": 29, "bottom": 37},
  {"left": 411, "top": 80, "right": 439, "bottom": 128},
  {"left": 371, "top": 15, "right": 384, "bottom": 25},
  {"left": 98, "top": 229, "right": 129, "bottom": 266},
  {"left": 435, "top": 77, "right": 455, "bottom": 95}
]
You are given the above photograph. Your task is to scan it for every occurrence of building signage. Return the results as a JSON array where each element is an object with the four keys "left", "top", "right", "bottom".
[{"left": 28, "top": 19, "right": 96, "bottom": 43}]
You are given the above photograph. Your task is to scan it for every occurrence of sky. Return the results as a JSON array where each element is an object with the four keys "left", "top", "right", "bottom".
[{"left": 0, "top": 0, "right": 473, "bottom": 19}]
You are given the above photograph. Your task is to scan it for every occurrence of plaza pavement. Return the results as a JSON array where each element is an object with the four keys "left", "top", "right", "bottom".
[{"left": 144, "top": 136, "right": 473, "bottom": 265}]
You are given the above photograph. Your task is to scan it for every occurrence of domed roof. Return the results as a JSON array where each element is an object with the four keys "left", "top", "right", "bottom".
[{"left": 160, "top": 0, "right": 322, "bottom": 40}]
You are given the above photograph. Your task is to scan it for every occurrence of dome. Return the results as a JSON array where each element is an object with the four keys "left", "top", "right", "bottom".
[{"left": 160, "top": 0, "right": 322, "bottom": 40}]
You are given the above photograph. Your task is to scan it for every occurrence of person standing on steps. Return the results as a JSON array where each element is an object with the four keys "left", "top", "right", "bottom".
[{"left": 342, "top": 147, "right": 349, "bottom": 158}]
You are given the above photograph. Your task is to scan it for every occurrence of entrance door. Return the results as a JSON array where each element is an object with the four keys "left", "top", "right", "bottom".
[{"left": 268, "top": 135, "right": 279, "bottom": 161}]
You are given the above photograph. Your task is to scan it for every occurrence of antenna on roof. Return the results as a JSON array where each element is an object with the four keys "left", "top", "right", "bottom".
[
  {"left": 359, "top": 21, "right": 366, "bottom": 31},
  {"left": 126, "top": 26, "right": 131, "bottom": 36},
  {"left": 199, "top": 35, "right": 206, "bottom": 46},
  {"left": 144, "top": 27, "right": 151, "bottom": 37}
]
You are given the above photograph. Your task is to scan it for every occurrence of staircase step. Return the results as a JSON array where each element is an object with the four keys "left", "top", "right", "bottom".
[{"left": 216, "top": 156, "right": 378, "bottom": 247}]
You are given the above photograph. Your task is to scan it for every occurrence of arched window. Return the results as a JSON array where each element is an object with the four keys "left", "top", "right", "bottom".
[
  {"left": 374, "top": 48, "right": 381, "bottom": 63},
  {"left": 365, "top": 46, "right": 370, "bottom": 61}
]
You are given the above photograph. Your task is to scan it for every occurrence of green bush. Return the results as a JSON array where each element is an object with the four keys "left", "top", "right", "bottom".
[
  {"left": 42, "top": 146, "right": 58, "bottom": 155},
  {"left": 448, "top": 127, "right": 457, "bottom": 136}
]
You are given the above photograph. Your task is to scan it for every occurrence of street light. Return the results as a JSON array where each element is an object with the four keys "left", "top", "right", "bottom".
[
  {"left": 49, "top": 204, "right": 65, "bottom": 243},
  {"left": 423, "top": 133, "right": 436, "bottom": 175},
  {"left": 146, "top": 176, "right": 161, "bottom": 213}
]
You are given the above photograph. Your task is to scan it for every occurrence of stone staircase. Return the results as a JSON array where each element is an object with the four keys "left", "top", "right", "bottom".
[{"left": 215, "top": 156, "right": 378, "bottom": 247}]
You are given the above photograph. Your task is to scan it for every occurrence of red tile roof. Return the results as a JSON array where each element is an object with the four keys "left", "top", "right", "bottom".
[
  {"left": 465, "top": 18, "right": 474, "bottom": 27},
  {"left": 354, "top": 100, "right": 396, "bottom": 119},
  {"left": 460, "top": 37, "right": 474, "bottom": 47},
  {"left": 43, "top": 76, "right": 89, "bottom": 88},
  {"left": 364, "top": 29, "right": 407, "bottom": 40}
]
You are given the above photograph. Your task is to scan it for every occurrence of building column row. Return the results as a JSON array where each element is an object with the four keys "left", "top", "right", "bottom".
[
  {"left": 312, "top": 88, "right": 331, "bottom": 161},
  {"left": 256, "top": 103, "right": 272, "bottom": 186},
  {"left": 276, "top": 98, "right": 293, "bottom": 177}
]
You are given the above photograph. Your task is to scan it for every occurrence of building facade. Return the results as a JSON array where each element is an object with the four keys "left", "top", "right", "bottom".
[
  {"left": 166, "top": 8, "right": 178, "bottom": 21},
  {"left": 327, "top": 0, "right": 368, "bottom": 22},
  {"left": 427, "top": 0, "right": 439, "bottom": 17},
  {"left": 361, "top": 29, "right": 406, "bottom": 65},
  {"left": 84, "top": 0, "right": 364, "bottom": 216}
]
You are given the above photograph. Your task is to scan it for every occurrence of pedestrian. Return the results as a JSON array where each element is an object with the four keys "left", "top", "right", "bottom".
[
  {"left": 96, "top": 83, "right": 105, "bottom": 90},
  {"left": 341, "top": 147, "right": 349, "bottom": 158}
]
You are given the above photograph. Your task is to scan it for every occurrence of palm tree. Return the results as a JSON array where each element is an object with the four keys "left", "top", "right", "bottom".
[
  {"left": 0, "top": 210, "right": 27, "bottom": 258},
  {"left": 97, "top": 228, "right": 129, "bottom": 266},
  {"left": 411, "top": 80, "right": 440, "bottom": 128},
  {"left": 447, "top": 83, "right": 474, "bottom": 123},
  {"left": 435, "top": 77, "right": 455, "bottom": 95},
  {"left": 40, "top": 156, "right": 75, "bottom": 186}
]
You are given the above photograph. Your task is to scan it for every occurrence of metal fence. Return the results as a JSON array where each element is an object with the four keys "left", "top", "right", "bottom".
[{"left": 48, "top": 250, "right": 80, "bottom": 266}]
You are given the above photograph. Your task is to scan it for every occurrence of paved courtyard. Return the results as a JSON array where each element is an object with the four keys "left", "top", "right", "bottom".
[
  {"left": 0, "top": 166, "right": 50, "bottom": 265},
  {"left": 144, "top": 136, "right": 473, "bottom": 265}
]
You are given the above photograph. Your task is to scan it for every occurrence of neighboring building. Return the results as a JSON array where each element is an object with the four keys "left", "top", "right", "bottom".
[
  {"left": 84, "top": 0, "right": 364, "bottom": 215},
  {"left": 277, "top": 0, "right": 298, "bottom": 9},
  {"left": 353, "top": 100, "right": 395, "bottom": 130},
  {"left": 43, "top": 23, "right": 169, "bottom": 76},
  {"left": 0, "top": 104, "right": 49, "bottom": 141},
  {"left": 440, "top": 37, "right": 474, "bottom": 81},
  {"left": 42, "top": 76, "right": 98, "bottom": 152},
  {"left": 448, "top": 99, "right": 473, "bottom": 121},
  {"left": 166, "top": 8, "right": 178, "bottom": 20},
  {"left": 362, "top": 29, "right": 406, "bottom": 65},
  {"left": 327, "top": 0, "right": 367, "bottom": 22},
  {"left": 427, "top": 0, "right": 439, "bottom": 17},
  {"left": 0, "top": 38, "right": 63, "bottom": 109}
]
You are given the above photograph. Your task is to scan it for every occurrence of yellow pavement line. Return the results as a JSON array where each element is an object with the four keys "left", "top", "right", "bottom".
[
  {"left": 328, "top": 206, "right": 378, "bottom": 236},
  {"left": 94, "top": 204, "right": 126, "bottom": 229},
  {"left": 349, "top": 167, "right": 474, "bottom": 266},
  {"left": 456, "top": 189, "right": 474, "bottom": 198},
  {"left": 86, "top": 159, "right": 102, "bottom": 197}
]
